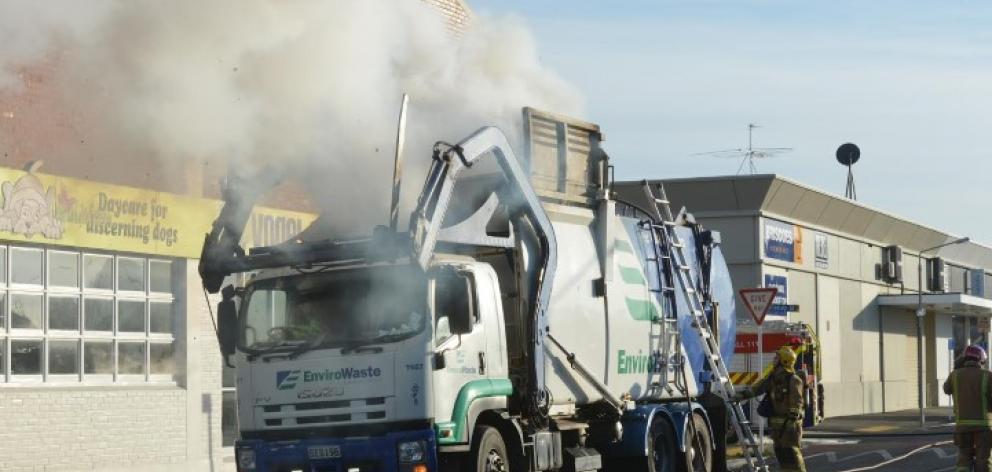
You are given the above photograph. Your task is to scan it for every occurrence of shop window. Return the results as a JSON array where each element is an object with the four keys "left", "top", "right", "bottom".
[
  {"left": 11, "top": 339, "right": 41, "bottom": 375},
  {"left": 49, "top": 296, "right": 80, "bottom": 331},
  {"left": 118, "top": 342, "right": 145, "bottom": 375},
  {"left": 83, "top": 255, "right": 113, "bottom": 290},
  {"left": 83, "top": 341, "right": 113, "bottom": 375},
  {"left": 150, "top": 302, "right": 173, "bottom": 334},
  {"left": 84, "top": 298, "right": 114, "bottom": 332},
  {"left": 11, "top": 294, "right": 42, "bottom": 330},
  {"left": 49, "top": 251, "right": 79, "bottom": 288},
  {"left": 11, "top": 248, "right": 42, "bottom": 286},
  {"left": 150, "top": 260, "right": 173, "bottom": 294},
  {"left": 0, "top": 247, "right": 180, "bottom": 384},
  {"left": 118, "top": 257, "right": 145, "bottom": 292},
  {"left": 0, "top": 247, "right": 6, "bottom": 285},
  {"left": 150, "top": 342, "right": 175, "bottom": 375},
  {"left": 118, "top": 300, "right": 146, "bottom": 333},
  {"left": 49, "top": 340, "right": 79, "bottom": 375}
]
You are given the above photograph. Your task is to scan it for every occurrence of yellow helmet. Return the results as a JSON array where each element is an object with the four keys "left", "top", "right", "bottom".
[{"left": 776, "top": 346, "right": 797, "bottom": 371}]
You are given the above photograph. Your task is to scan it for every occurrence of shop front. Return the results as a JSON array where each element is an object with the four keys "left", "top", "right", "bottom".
[{"left": 0, "top": 163, "right": 314, "bottom": 471}]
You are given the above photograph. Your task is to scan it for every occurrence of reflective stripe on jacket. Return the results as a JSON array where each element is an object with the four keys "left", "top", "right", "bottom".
[{"left": 943, "top": 361, "right": 992, "bottom": 432}]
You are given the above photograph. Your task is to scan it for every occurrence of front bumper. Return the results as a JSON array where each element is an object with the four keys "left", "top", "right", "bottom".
[{"left": 237, "top": 428, "right": 437, "bottom": 472}]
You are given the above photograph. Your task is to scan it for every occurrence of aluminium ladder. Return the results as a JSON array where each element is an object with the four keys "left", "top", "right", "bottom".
[{"left": 641, "top": 181, "right": 770, "bottom": 472}]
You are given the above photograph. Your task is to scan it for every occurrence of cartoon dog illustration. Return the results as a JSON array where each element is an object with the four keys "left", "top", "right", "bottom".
[{"left": 0, "top": 161, "right": 64, "bottom": 239}]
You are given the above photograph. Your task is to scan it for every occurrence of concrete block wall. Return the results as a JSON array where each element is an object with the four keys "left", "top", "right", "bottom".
[{"left": 0, "top": 388, "right": 187, "bottom": 472}]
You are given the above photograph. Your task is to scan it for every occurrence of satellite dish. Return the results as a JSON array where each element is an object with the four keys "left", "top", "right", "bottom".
[
  {"left": 836, "top": 142, "right": 860, "bottom": 200},
  {"left": 836, "top": 143, "right": 861, "bottom": 166}
]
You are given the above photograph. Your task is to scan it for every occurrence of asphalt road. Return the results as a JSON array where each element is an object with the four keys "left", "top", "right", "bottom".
[{"left": 729, "top": 433, "right": 959, "bottom": 472}]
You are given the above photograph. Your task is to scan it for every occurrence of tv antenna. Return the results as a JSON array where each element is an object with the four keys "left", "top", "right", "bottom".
[
  {"left": 693, "top": 123, "right": 792, "bottom": 174},
  {"left": 836, "top": 142, "right": 860, "bottom": 200}
]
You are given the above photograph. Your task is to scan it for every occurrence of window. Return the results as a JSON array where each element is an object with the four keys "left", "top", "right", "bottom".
[
  {"left": 49, "top": 296, "right": 80, "bottom": 331},
  {"left": 118, "top": 258, "right": 145, "bottom": 292},
  {"left": 49, "top": 251, "right": 79, "bottom": 288},
  {"left": 0, "top": 247, "right": 180, "bottom": 384},
  {"left": 11, "top": 248, "right": 42, "bottom": 286},
  {"left": 84, "top": 298, "right": 113, "bottom": 332},
  {"left": 11, "top": 294, "right": 42, "bottom": 330},
  {"left": 84, "top": 254, "right": 113, "bottom": 290}
]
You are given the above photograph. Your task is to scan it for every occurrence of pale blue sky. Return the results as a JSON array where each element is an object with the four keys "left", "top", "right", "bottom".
[{"left": 472, "top": 1, "right": 992, "bottom": 244}]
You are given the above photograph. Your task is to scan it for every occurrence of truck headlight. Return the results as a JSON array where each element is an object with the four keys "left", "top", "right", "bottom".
[
  {"left": 237, "top": 448, "right": 257, "bottom": 471},
  {"left": 398, "top": 440, "right": 426, "bottom": 463}
]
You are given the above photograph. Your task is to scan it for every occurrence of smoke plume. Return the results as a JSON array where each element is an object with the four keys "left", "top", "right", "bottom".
[{"left": 0, "top": 0, "right": 583, "bottom": 236}]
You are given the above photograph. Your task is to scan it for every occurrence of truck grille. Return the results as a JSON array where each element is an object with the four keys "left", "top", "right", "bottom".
[{"left": 258, "top": 397, "right": 391, "bottom": 428}]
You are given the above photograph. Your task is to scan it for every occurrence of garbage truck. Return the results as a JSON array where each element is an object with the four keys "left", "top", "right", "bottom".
[{"left": 199, "top": 108, "right": 757, "bottom": 472}]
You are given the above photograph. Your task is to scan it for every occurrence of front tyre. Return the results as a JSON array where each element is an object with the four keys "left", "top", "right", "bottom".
[
  {"left": 471, "top": 426, "right": 509, "bottom": 472},
  {"left": 681, "top": 413, "right": 713, "bottom": 472}
]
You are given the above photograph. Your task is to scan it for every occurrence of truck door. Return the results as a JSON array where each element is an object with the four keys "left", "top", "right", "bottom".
[{"left": 431, "top": 266, "right": 496, "bottom": 444}]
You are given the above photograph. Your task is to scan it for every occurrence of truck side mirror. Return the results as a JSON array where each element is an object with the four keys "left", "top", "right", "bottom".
[
  {"left": 218, "top": 285, "right": 239, "bottom": 367},
  {"left": 436, "top": 269, "right": 475, "bottom": 336}
]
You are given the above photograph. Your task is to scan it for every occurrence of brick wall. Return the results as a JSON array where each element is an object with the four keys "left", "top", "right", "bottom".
[{"left": 422, "top": 0, "right": 473, "bottom": 33}]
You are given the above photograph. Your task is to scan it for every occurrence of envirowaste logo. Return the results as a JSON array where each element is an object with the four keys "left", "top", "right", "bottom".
[
  {"left": 276, "top": 367, "right": 382, "bottom": 391},
  {"left": 276, "top": 370, "right": 301, "bottom": 390}
]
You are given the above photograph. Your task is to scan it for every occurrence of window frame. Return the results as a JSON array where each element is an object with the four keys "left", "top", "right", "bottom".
[{"left": 0, "top": 246, "right": 179, "bottom": 386}]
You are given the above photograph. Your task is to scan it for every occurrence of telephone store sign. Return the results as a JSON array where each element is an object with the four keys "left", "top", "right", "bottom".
[{"left": 764, "top": 219, "right": 803, "bottom": 264}]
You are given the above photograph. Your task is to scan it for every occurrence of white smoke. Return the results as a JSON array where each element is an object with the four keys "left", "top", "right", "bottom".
[{"left": 0, "top": 0, "right": 582, "bottom": 236}]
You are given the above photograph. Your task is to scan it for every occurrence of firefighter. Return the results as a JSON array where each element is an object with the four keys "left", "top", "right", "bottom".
[
  {"left": 736, "top": 345, "right": 806, "bottom": 472},
  {"left": 943, "top": 344, "right": 992, "bottom": 472}
]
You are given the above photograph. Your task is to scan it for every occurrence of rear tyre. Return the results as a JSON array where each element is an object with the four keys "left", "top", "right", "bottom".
[
  {"left": 681, "top": 414, "right": 713, "bottom": 472},
  {"left": 622, "top": 416, "right": 678, "bottom": 472},
  {"left": 471, "top": 426, "right": 509, "bottom": 472}
]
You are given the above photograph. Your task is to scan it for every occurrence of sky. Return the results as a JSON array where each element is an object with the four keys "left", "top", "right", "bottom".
[{"left": 471, "top": 0, "right": 992, "bottom": 244}]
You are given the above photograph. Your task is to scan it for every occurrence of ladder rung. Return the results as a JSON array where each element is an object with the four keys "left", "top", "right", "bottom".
[{"left": 654, "top": 198, "right": 669, "bottom": 205}]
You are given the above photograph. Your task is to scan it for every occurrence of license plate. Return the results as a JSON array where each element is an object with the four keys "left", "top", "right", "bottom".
[{"left": 307, "top": 445, "right": 342, "bottom": 460}]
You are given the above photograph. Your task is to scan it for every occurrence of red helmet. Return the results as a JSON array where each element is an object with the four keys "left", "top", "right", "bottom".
[{"left": 965, "top": 345, "right": 988, "bottom": 363}]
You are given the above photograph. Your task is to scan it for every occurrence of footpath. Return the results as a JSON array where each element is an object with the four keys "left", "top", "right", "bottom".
[{"left": 727, "top": 407, "right": 954, "bottom": 470}]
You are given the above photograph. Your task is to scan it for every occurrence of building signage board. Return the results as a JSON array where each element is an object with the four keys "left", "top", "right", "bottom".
[
  {"left": 0, "top": 166, "right": 316, "bottom": 258},
  {"left": 764, "top": 274, "right": 789, "bottom": 318},
  {"left": 814, "top": 232, "right": 829, "bottom": 269},
  {"left": 764, "top": 219, "right": 803, "bottom": 264}
]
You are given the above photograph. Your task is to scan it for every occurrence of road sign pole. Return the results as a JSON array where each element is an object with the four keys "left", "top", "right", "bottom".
[
  {"left": 738, "top": 286, "right": 778, "bottom": 450},
  {"left": 758, "top": 324, "right": 764, "bottom": 447}
]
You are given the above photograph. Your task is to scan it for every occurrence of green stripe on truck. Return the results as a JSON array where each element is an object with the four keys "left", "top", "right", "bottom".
[
  {"left": 615, "top": 240, "right": 634, "bottom": 253},
  {"left": 435, "top": 378, "right": 513, "bottom": 445},
  {"left": 625, "top": 297, "right": 660, "bottom": 322},
  {"left": 619, "top": 266, "right": 647, "bottom": 285}
]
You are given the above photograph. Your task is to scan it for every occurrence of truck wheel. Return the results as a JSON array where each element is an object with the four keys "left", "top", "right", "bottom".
[
  {"left": 471, "top": 426, "right": 509, "bottom": 472},
  {"left": 681, "top": 414, "right": 713, "bottom": 472},
  {"left": 648, "top": 417, "right": 679, "bottom": 472}
]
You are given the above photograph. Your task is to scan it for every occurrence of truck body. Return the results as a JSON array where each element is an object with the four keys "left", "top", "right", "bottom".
[{"left": 200, "top": 109, "right": 739, "bottom": 472}]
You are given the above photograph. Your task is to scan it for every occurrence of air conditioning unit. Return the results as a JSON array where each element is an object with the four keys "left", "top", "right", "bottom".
[
  {"left": 882, "top": 245, "right": 903, "bottom": 284},
  {"left": 927, "top": 257, "right": 946, "bottom": 292}
]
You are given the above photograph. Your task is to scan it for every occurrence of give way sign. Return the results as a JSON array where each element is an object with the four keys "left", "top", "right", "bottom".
[{"left": 739, "top": 288, "right": 779, "bottom": 326}]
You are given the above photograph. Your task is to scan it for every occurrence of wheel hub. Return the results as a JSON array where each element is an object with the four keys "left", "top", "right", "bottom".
[{"left": 485, "top": 448, "right": 507, "bottom": 472}]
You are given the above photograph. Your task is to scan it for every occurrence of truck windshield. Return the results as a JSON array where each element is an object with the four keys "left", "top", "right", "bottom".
[{"left": 240, "top": 266, "right": 427, "bottom": 353}]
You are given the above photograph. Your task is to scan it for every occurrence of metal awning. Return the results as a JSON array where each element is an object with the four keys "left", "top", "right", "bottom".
[{"left": 877, "top": 293, "right": 992, "bottom": 316}]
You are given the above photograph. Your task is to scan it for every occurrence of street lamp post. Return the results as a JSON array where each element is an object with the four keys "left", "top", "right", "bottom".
[{"left": 917, "top": 237, "right": 970, "bottom": 428}]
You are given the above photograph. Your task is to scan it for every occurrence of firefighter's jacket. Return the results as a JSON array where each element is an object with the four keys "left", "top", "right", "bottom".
[
  {"left": 751, "top": 367, "right": 805, "bottom": 447},
  {"left": 943, "top": 360, "right": 992, "bottom": 432}
]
